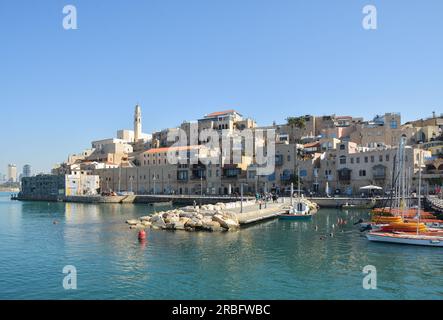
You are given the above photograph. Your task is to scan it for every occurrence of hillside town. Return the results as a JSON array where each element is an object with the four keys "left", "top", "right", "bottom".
[{"left": 18, "top": 106, "right": 443, "bottom": 199}]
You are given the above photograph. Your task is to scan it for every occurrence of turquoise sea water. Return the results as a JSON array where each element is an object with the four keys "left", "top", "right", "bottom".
[{"left": 0, "top": 192, "right": 442, "bottom": 300}]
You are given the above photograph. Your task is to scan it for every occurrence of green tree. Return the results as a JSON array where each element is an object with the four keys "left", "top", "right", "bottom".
[{"left": 286, "top": 116, "right": 306, "bottom": 129}]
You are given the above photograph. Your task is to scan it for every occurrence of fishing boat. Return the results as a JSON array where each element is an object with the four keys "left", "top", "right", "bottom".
[
  {"left": 279, "top": 201, "right": 313, "bottom": 220},
  {"left": 279, "top": 156, "right": 318, "bottom": 220}
]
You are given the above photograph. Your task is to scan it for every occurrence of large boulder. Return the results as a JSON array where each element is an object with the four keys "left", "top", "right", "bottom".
[
  {"left": 164, "top": 215, "right": 180, "bottom": 224},
  {"left": 126, "top": 219, "right": 140, "bottom": 226},
  {"left": 221, "top": 211, "right": 239, "bottom": 224},
  {"left": 202, "top": 216, "right": 214, "bottom": 224},
  {"left": 141, "top": 221, "right": 152, "bottom": 227},
  {"left": 216, "top": 202, "right": 226, "bottom": 210},
  {"left": 179, "top": 212, "right": 195, "bottom": 219},
  {"left": 164, "top": 223, "right": 176, "bottom": 230},
  {"left": 199, "top": 210, "right": 216, "bottom": 216},
  {"left": 185, "top": 218, "right": 203, "bottom": 228},
  {"left": 202, "top": 221, "right": 223, "bottom": 232},
  {"left": 213, "top": 214, "right": 239, "bottom": 230},
  {"left": 173, "top": 221, "right": 186, "bottom": 230},
  {"left": 179, "top": 217, "right": 191, "bottom": 225},
  {"left": 151, "top": 216, "right": 167, "bottom": 229}
]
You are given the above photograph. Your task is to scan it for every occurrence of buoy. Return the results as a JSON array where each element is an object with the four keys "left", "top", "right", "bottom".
[{"left": 138, "top": 230, "right": 146, "bottom": 241}]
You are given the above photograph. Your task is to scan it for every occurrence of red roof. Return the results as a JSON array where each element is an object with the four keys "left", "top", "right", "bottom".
[
  {"left": 303, "top": 141, "right": 320, "bottom": 148},
  {"left": 206, "top": 110, "right": 238, "bottom": 117}
]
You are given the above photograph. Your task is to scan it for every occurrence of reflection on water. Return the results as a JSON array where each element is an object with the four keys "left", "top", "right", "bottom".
[{"left": 0, "top": 192, "right": 442, "bottom": 300}]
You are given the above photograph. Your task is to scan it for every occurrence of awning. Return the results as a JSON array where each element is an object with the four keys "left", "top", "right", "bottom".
[{"left": 359, "top": 185, "right": 383, "bottom": 190}]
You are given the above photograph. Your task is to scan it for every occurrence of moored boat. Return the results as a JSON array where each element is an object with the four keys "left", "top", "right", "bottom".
[
  {"left": 365, "top": 139, "right": 443, "bottom": 247},
  {"left": 279, "top": 201, "right": 313, "bottom": 220},
  {"left": 366, "top": 231, "right": 443, "bottom": 247}
]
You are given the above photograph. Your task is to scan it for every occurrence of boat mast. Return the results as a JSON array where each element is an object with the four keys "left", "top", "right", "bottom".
[
  {"left": 417, "top": 152, "right": 422, "bottom": 235},
  {"left": 118, "top": 163, "right": 122, "bottom": 193},
  {"left": 297, "top": 145, "right": 301, "bottom": 205}
]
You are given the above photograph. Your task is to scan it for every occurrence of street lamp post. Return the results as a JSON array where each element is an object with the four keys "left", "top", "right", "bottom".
[
  {"left": 153, "top": 175, "right": 156, "bottom": 195},
  {"left": 130, "top": 176, "right": 133, "bottom": 193},
  {"left": 241, "top": 183, "right": 244, "bottom": 213}
]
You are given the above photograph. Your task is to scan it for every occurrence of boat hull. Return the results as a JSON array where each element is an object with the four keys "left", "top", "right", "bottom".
[
  {"left": 279, "top": 214, "right": 312, "bottom": 220},
  {"left": 366, "top": 232, "right": 443, "bottom": 247}
]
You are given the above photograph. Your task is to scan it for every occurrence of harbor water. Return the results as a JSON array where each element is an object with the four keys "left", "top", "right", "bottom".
[{"left": 0, "top": 192, "right": 442, "bottom": 300}]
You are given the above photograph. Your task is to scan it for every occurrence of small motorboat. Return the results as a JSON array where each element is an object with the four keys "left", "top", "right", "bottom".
[{"left": 279, "top": 202, "right": 313, "bottom": 220}]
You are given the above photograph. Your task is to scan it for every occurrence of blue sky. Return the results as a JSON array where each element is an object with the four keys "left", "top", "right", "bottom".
[{"left": 0, "top": 0, "right": 442, "bottom": 174}]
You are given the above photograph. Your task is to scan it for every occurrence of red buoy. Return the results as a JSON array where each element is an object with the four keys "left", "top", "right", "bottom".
[{"left": 138, "top": 230, "right": 146, "bottom": 241}]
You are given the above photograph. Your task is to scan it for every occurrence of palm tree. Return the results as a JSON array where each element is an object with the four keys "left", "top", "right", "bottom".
[{"left": 286, "top": 116, "right": 306, "bottom": 129}]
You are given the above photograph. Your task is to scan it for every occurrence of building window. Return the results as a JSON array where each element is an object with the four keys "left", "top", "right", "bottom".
[
  {"left": 390, "top": 120, "right": 398, "bottom": 129},
  {"left": 339, "top": 156, "right": 346, "bottom": 164},
  {"left": 356, "top": 157, "right": 360, "bottom": 164},
  {"left": 359, "top": 170, "right": 366, "bottom": 177},
  {"left": 364, "top": 157, "right": 368, "bottom": 163},
  {"left": 350, "top": 158, "right": 354, "bottom": 164},
  {"left": 386, "top": 155, "right": 390, "bottom": 162},
  {"left": 379, "top": 155, "right": 383, "bottom": 162},
  {"left": 370, "top": 156, "right": 375, "bottom": 163},
  {"left": 340, "top": 144, "right": 345, "bottom": 150}
]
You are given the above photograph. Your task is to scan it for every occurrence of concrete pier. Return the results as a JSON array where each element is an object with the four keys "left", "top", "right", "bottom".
[{"left": 225, "top": 202, "right": 286, "bottom": 225}]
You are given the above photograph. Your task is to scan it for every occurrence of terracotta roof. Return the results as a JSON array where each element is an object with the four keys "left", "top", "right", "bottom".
[
  {"left": 145, "top": 145, "right": 201, "bottom": 154},
  {"left": 206, "top": 110, "right": 238, "bottom": 117},
  {"left": 303, "top": 141, "right": 320, "bottom": 148},
  {"left": 336, "top": 116, "right": 352, "bottom": 119}
]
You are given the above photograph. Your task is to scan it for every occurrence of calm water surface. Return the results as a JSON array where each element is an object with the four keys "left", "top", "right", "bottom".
[{"left": 0, "top": 192, "right": 442, "bottom": 300}]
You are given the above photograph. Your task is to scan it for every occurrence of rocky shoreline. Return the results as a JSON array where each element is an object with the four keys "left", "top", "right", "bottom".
[{"left": 126, "top": 203, "right": 240, "bottom": 232}]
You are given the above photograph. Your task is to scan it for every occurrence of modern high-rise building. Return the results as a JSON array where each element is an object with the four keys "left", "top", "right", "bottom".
[
  {"left": 23, "top": 165, "right": 32, "bottom": 178},
  {"left": 7, "top": 164, "right": 17, "bottom": 182}
]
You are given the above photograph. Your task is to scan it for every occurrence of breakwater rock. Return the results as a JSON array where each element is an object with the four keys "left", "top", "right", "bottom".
[{"left": 126, "top": 203, "right": 240, "bottom": 232}]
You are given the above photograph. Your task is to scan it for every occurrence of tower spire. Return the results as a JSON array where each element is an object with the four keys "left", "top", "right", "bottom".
[{"left": 134, "top": 104, "right": 142, "bottom": 142}]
